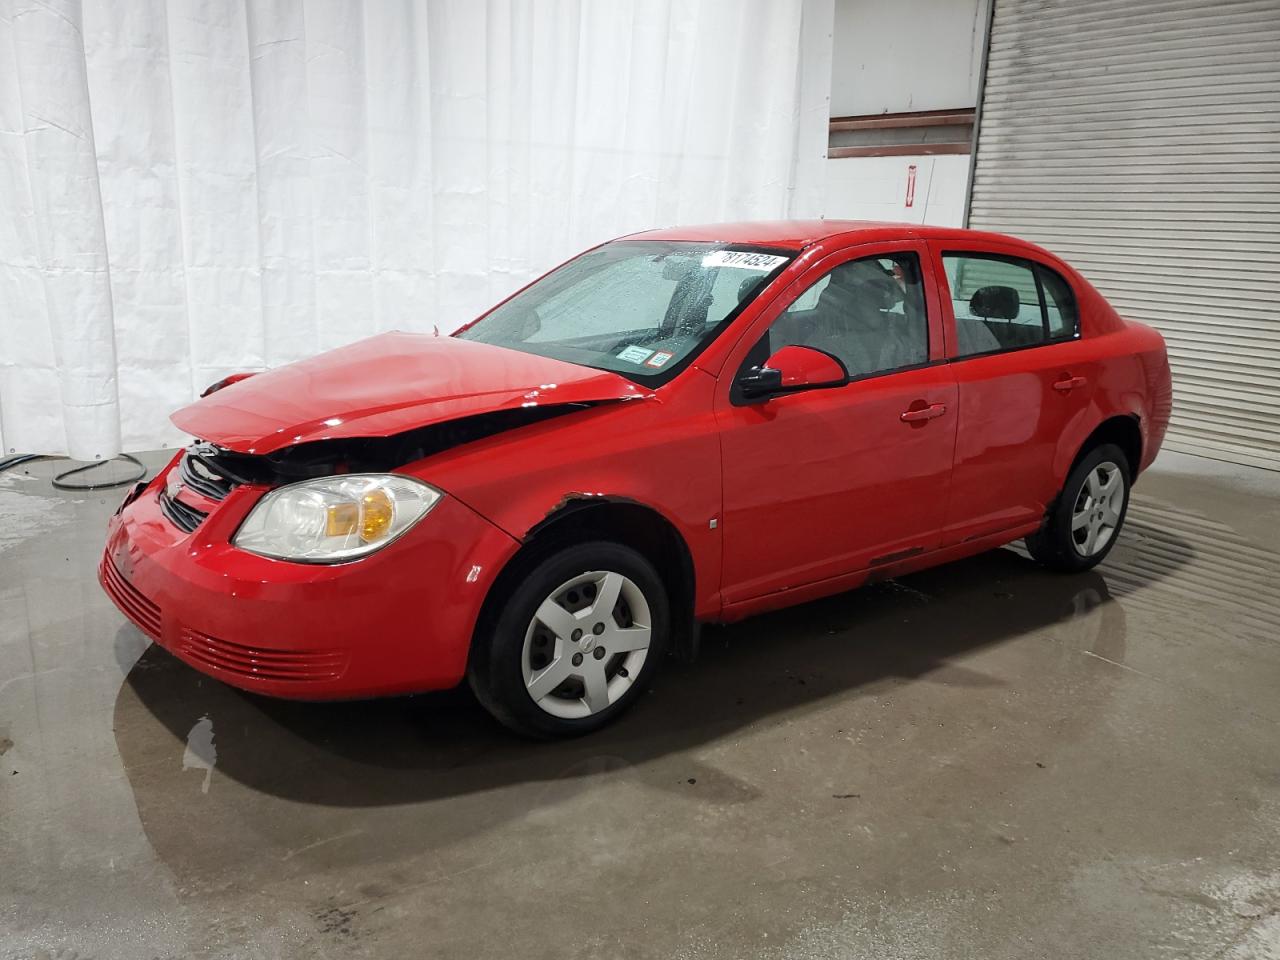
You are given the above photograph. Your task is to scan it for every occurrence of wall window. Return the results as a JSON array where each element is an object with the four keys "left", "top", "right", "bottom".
[
  {"left": 943, "top": 253, "right": 1078, "bottom": 357},
  {"left": 760, "top": 253, "right": 928, "bottom": 380}
]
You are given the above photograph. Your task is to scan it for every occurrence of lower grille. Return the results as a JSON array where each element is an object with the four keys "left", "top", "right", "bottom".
[
  {"left": 100, "top": 557, "right": 162, "bottom": 639},
  {"left": 178, "top": 629, "right": 347, "bottom": 683},
  {"left": 159, "top": 490, "right": 207, "bottom": 533}
]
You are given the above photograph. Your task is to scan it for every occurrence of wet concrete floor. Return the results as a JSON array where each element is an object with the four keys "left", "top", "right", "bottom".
[{"left": 2, "top": 450, "right": 1278, "bottom": 959}]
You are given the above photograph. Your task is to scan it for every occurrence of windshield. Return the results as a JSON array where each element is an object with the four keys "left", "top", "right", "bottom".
[{"left": 456, "top": 241, "right": 793, "bottom": 382}]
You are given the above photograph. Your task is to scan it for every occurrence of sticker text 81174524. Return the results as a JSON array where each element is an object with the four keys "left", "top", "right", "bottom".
[{"left": 702, "top": 250, "right": 788, "bottom": 271}]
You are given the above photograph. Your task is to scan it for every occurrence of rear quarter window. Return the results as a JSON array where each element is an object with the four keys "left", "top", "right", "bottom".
[{"left": 1037, "top": 264, "right": 1078, "bottom": 339}]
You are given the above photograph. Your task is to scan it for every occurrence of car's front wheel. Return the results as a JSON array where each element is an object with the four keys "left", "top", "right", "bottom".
[
  {"left": 468, "top": 541, "right": 669, "bottom": 738},
  {"left": 1026, "top": 442, "right": 1131, "bottom": 572}
]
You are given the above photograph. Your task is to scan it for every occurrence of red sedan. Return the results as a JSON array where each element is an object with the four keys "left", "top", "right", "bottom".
[{"left": 101, "top": 221, "right": 1172, "bottom": 736}]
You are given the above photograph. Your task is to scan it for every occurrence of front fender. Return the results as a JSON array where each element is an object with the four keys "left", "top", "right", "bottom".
[{"left": 404, "top": 375, "right": 724, "bottom": 618}]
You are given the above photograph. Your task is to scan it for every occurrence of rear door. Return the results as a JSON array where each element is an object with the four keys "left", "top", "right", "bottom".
[
  {"left": 715, "top": 241, "right": 957, "bottom": 604},
  {"left": 932, "top": 241, "right": 1100, "bottom": 545}
]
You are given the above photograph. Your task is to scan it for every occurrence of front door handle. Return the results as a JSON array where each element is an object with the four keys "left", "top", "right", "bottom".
[
  {"left": 1054, "top": 375, "right": 1088, "bottom": 392},
  {"left": 900, "top": 402, "right": 947, "bottom": 423}
]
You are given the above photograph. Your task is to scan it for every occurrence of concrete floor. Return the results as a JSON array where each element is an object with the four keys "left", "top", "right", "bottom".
[{"left": 2, "top": 450, "right": 1278, "bottom": 960}]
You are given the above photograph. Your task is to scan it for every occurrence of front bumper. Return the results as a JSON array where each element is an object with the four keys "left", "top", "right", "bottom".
[{"left": 100, "top": 470, "right": 519, "bottom": 699}]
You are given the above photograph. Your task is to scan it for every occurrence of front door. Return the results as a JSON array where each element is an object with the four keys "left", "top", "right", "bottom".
[{"left": 715, "top": 244, "right": 958, "bottom": 605}]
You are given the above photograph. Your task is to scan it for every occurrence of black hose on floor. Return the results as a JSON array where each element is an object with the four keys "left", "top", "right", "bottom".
[
  {"left": 0, "top": 454, "right": 42, "bottom": 473},
  {"left": 0, "top": 453, "right": 148, "bottom": 491}
]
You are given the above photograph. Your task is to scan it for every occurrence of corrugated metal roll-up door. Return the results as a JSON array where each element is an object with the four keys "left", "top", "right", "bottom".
[{"left": 967, "top": 0, "right": 1280, "bottom": 469}]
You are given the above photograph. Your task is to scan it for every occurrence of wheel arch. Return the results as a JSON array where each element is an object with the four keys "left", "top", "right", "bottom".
[
  {"left": 1070, "top": 413, "right": 1143, "bottom": 480},
  {"left": 470, "top": 496, "right": 699, "bottom": 669},
  {"left": 1029, "top": 417, "right": 1137, "bottom": 572}
]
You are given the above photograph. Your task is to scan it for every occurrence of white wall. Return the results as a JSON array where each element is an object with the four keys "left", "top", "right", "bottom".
[
  {"left": 830, "top": 0, "right": 988, "bottom": 116},
  {"left": 823, "top": 0, "right": 987, "bottom": 225},
  {"left": 0, "top": 0, "right": 834, "bottom": 458},
  {"left": 823, "top": 155, "right": 970, "bottom": 226}
]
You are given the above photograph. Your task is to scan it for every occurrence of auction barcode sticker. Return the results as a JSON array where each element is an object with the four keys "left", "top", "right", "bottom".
[
  {"left": 616, "top": 345, "right": 654, "bottom": 364},
  {"left": 645, "top": 351, "right": 674, "bottom": 368},
  {"left": 702, "top": 250, "right": 788, "bottom": 271}
]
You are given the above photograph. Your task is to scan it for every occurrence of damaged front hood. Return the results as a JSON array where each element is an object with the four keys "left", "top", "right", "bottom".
[{"left": 171, "top": 332, "right": 651, "bottom": 454}]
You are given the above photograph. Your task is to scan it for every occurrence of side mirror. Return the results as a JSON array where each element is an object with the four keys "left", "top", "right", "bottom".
[
  {"left": 738, "top": 345, "right": 849, "bottom": 400},
  {"left": 200, "top": 372, "right": 258, "bottom": 397}
]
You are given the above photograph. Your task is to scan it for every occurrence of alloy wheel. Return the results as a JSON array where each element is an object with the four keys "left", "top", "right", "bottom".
[
  {"left": 521, "top": 570, "right": 652, "bottom": 719},
  {"left": 1071, "top": 460, "right": 1125, "bottom": 557}
]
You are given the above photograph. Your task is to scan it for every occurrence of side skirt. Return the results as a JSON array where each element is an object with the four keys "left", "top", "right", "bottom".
[{"left": 712, "top": 520, "right": 1043, "bottom": 624}]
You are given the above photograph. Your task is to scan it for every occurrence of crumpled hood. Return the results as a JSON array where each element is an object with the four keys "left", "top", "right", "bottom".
[{"left": 171, "top": 332, "right": 651, "bottom": 454}]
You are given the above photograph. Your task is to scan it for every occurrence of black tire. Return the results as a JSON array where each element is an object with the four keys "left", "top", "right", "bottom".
[
  {"left": 1026, "top": 443, "right": 1131, "bottom": 572},
  {"left": 468, "top": 541, "right": 669, "bottom": 738}
]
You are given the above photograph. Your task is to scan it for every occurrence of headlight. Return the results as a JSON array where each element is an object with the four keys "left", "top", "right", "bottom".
[{"left": 234, "top": 474, "right": 441, "bottom": 562}]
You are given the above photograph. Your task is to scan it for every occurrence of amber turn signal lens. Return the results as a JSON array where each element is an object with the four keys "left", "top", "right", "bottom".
[{"left": 360, "top": 489, "right": 394, "bottom": 543}]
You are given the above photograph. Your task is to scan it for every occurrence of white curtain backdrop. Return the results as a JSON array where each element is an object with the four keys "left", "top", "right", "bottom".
[{"left": 0, "top": 0, "right": 832, "bottom": 458}]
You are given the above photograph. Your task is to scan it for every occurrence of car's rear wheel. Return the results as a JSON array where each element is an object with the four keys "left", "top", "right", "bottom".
[
  {"left": 468, "top": 541, "right": 669, "bottom": 738},
  {"left": 1026, "top": 443, "right": 1131, "bottom": 572}
]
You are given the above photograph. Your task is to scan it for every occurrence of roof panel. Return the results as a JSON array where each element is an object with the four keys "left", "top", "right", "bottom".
[{"left": 621, "top": 220, "right": 1030, "bottom": 250}]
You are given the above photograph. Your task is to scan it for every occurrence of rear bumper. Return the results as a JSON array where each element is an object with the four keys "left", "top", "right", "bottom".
[{"left": 100, "top": 475, "right": 519, "bottom": 699}]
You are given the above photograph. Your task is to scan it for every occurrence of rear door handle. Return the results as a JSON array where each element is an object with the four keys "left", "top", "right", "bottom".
[
  {"left": 900, "top": 402, "right": 947, "bottom": 423},
  {"left": 1054, "top": 375, "right": 1088, "bottom": 392}
]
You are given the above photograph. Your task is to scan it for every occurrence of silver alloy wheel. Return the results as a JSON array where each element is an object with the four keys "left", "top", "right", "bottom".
[
  {"left": 1071, "top": 460, "right": 1125, "bottom": 557},
  {"left": 521, "top": 570, "right": 653, "bottom": 719}
]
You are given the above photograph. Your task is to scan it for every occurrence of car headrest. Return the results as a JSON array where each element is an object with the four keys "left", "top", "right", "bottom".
[
  {"left": 738, "top": 275, "right": 765, "bottom": 302},
  {"left": 970, "top": 285, "right": 1020, "bottom": 320}
]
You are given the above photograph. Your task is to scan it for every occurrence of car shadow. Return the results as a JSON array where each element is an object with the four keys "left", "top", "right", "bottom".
[
  {"left": 116, "top": 540, "right": 1180, "bottom": 804},
  {"left": 109, "top": 523, "right": 1198, "bottom": 883}
]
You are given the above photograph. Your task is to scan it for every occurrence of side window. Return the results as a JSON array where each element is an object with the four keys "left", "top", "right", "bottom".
[
  {"left": 943, "top": 253, "right": 1078, "bottom": 357},
  {"left": 757, "top": 253, "right": 928, "bottom": 380},
  {"left": 788, "top": 274, "right": 830, "bottom": 312}
]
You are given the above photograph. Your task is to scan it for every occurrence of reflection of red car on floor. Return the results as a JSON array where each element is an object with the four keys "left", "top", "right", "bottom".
[{"left": 101, "top": 221, "right": 1172, "bottom": 737}]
